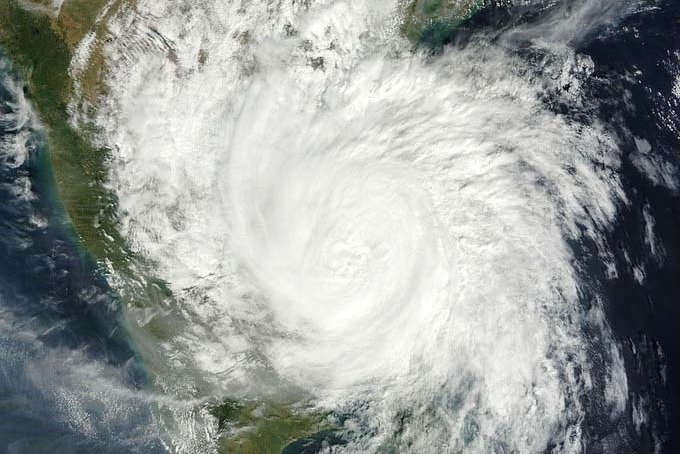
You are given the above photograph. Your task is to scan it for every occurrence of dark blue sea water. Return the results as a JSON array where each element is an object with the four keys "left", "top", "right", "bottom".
[
  {"left": 582, "top": 2, "right": 678, "bottom": 451},
  {"left": 0, "top": 1, "right": 678, "bottom": 452},
  {"left": 579, "top": 2, "right": 679, "bottom": 452},
  {"left": 457, "top": 0, "right": 679, "bottom": 450},
  {"left": 0, "top": 56, "right": 166, "bottom": 454}
]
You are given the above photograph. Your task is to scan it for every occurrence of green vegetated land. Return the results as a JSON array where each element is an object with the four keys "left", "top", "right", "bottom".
[
  {"left": 0, "top": 1, "right": 483, "bottom": 451},
  {"left": 0, "top": 0, "right": 487, "bottom": 272},
  {"left": 403, "top": 0, "right": 487, "bottom": 47},
  {"left": 0, "top": 0, "right": 131, "bottom": 267},
  {"left": 209, "top": 397, "right": 340, "bottom": 453},
  {"left": 0, "top": 4, "right": 340, "bottom": 449},
  {"left": 0, "top": 0, "right": 176, "bottom": 313}
]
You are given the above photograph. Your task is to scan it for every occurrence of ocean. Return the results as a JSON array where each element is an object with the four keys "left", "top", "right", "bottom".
[{"left": 0, "top": 0, "right": 678, "bottom": 452}]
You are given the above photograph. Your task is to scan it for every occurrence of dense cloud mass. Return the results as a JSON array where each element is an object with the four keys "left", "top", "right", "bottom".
[{"left": 39, "top": 0, "right": 675, "bottom": 451}]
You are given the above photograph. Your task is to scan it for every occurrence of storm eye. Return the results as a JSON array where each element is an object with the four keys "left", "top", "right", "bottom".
[{"left": 5, "top": 0, "right": 673, "bottom": 452}]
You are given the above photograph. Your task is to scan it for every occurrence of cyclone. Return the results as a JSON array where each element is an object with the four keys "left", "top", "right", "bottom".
[
  {"left": 55, "top": 0, "right": 675, "bottom": 451},
  {"left": 213, "top": 42, "right": 625, "bottom": 452}
]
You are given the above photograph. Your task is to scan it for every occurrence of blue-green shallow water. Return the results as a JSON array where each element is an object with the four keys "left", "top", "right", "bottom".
[
  {"left": 0, "top": 54, "right": 166, "bottom": 454},
  {"left": 0, "top": 0, "right": 679, "bottom": 451}
]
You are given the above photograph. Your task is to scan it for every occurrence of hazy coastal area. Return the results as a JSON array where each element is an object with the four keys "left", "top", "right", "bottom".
[{"left": 0, "top": 0, "right": 678, "bottom": 452}]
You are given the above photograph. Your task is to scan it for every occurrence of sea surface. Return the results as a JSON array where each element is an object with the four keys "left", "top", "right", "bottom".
[
  {"left": 0, "top": 55, "right": 165, "bottom": 454},
  {"left": 0, "top": 0, "right": 678, "bottom": 452},
  {"left": 577, "top": 3, "right": 679, "bottom": 453}
]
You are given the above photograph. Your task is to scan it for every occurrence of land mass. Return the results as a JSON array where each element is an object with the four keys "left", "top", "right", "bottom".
[
  {"left": 0, "top": 0, "right": 487, "bottom": 264},
  {"left": 0, "top": 0, "right": 131, "bottom": 267},
  {"left": 0, "top": 1, "right": 485, "bottom": 452}
]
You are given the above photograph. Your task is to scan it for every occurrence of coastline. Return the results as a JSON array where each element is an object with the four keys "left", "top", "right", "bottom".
[
  {"left": 0, "top": 47, "right": 151, "bottom": 381},
  {"left": 0, "top": 0, "right": 484, "bottom": 267},
  {"left": 0, "top": 5, "right": 338, "bottom": 451},
  {"left": 0, "top": 2, "right": 497, "bottom": 452},
  {"left": 0, "top": 50, "right": 164, "bottom": 450},
  {"left": 0, "top": 0, "right": 131, "bottom": 268}
]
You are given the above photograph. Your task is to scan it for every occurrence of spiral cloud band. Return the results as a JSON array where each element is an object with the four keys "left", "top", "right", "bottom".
[{"left": 73, "top": 0, "right": 635, "bottom": 451}]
